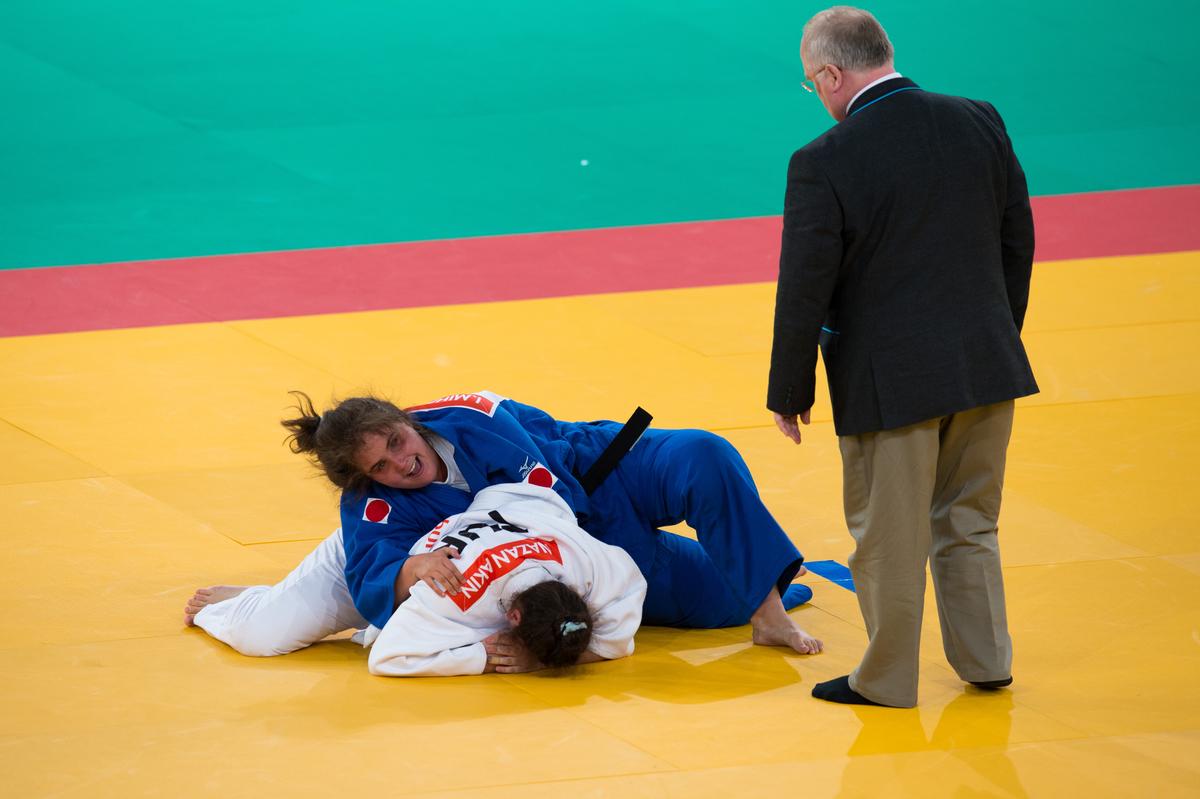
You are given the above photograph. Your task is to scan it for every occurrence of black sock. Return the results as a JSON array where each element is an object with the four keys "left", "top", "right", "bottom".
[
  {"left": 811, "top": 675, "right": 884, "bottom": 706},
  {"left": 969, "top": 676, "right": 1013, "bottom": 690}
]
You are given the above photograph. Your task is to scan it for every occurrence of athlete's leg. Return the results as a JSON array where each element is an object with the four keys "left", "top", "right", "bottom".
[
  {"left": 190, "top": 529, "right": 368, "bottom": 657},
  {"left": 642, "top": 531, "right": 821, "bottom": 653},
  {"left": 615, "top": 429, "right": 805, "bottom": 620},
  {"left": 641, "top": 531, "right": 744, "bottom": 628},
  {"left": 641, "top": 531, "right": 805, "bottom": 624}
]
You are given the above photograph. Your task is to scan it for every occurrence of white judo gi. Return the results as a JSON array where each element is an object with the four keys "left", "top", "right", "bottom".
[{"left": 366, "top": 483, "right": 647, "bottom": 676}]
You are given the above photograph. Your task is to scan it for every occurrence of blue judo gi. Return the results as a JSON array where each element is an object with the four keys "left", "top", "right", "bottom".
[{"left": 341, "top": 393, "right": 809, "bottom": 630}]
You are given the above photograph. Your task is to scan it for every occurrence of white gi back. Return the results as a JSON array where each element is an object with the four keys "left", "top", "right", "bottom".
[{"left": 367, "top": 483, "right": 647, "bottom": 677}]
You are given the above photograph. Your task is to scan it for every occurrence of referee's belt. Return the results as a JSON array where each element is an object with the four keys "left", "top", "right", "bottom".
[{"left": 578, "top": 407, "right": 652, "bottom": 495}]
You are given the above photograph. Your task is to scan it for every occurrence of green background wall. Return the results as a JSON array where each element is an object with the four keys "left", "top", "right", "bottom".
[{"left": 2, "top": 1, "right": 1196, "bottom": 269}]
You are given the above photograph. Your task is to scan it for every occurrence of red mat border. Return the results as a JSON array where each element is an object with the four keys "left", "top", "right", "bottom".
[{"left": 2, "top": 185, "right": 1196, "bottom": 338}]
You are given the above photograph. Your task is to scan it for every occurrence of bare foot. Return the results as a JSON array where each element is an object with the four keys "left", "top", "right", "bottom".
[
  {"left": 750, "top": 589, "right": 824, "bottom": 655},
  {"left": 752, "top": 623, "right": 824, "bottom": 654},
  {"left": 183, "top": 585, "right": 249, "bottom": 626}
]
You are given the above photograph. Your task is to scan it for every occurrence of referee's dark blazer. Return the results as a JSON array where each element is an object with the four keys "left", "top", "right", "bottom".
[{"left": 767, "top": 77, "right": 1038, "bottom": 436}]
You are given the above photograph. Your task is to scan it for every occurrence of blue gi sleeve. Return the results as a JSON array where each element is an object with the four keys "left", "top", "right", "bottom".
[{"left": 341, "top": 494, "right": 430, "bottom": 629}]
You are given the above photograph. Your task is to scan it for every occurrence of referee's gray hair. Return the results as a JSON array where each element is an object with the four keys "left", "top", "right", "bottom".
[{"left": 802, "top": 6, "right": 894, "bottom": 71}]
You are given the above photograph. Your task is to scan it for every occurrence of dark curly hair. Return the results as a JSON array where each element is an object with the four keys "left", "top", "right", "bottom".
[
  {"left": 280, "top": 391, "right": 431, "bottom": 495},
  {"left": 510, "top": 580, "right": 593, "bottom": 668}
]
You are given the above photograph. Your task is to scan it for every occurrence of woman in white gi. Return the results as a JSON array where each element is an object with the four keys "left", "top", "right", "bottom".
[{"left": 366, "top": 482, "right": 645, "bottom": 676}]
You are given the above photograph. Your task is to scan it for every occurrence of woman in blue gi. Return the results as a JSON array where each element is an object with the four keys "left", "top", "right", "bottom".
[{"left": 185, "top": 390, "right": 823, "bottom": 662}]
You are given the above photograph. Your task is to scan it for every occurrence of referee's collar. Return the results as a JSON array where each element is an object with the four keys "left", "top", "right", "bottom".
[{"left": 845, "top": 76, "right": 920, "bottom": 117}]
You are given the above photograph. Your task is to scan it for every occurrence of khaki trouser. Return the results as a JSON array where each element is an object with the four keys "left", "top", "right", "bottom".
[{"left": 839, "top": 401, "right": 1015, "bottom": 707}]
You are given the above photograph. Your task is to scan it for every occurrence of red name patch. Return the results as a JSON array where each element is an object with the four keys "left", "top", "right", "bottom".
[
  {"left": 450, "top": 538, "right": 563, "bottom": 611},
  {"left": 407, "top": 392, "right": 501, "bottom": 417},
  {"left": 362, "top": 498, "right": 392, "bottom": 524}
]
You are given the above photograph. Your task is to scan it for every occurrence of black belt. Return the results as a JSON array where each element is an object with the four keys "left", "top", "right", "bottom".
[{"left": 578, "top": 407, "right": 652, "bottom": 495}]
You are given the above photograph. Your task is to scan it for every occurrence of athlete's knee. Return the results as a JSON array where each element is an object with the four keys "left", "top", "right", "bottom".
[{"left": 672, "top": 430, "right": 742, "bottom": 470}]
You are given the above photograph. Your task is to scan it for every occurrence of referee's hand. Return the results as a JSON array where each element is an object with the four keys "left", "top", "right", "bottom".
[{"left": 773, "top": 408, "right": 811, "bottom": 444}]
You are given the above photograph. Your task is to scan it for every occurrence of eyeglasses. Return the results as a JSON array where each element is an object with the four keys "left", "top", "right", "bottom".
[{"left": 801, "top": 65, "right": 830, "bottom": 94}]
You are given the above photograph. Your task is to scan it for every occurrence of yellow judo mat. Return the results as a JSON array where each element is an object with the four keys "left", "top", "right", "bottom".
[{"left": 2, "top": 251, "right": 1199, "bottom": 797}]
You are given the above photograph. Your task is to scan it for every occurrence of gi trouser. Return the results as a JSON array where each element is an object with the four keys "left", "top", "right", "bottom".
[
  {"left": 193, "top": 530, "right": 368, "bottom": 656},
  {"left": 839, "top": 401, "right": 1015, "bottom": 707},
  {"left": 591, "top": 428, "right": 806, "bottom": 628}
]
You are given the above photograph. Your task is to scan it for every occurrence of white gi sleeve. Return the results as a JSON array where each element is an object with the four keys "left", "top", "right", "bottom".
[{"left": 367, "top": 589, "right": 492, "bottom": 677}]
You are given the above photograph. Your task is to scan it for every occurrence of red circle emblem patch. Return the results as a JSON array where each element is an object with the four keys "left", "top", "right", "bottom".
[
  {"left": 364, "top": 498, "right": 391, "bottom": 523},
  {"left": 527, "top": 467, "right": 554, "bottom": 488}
]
